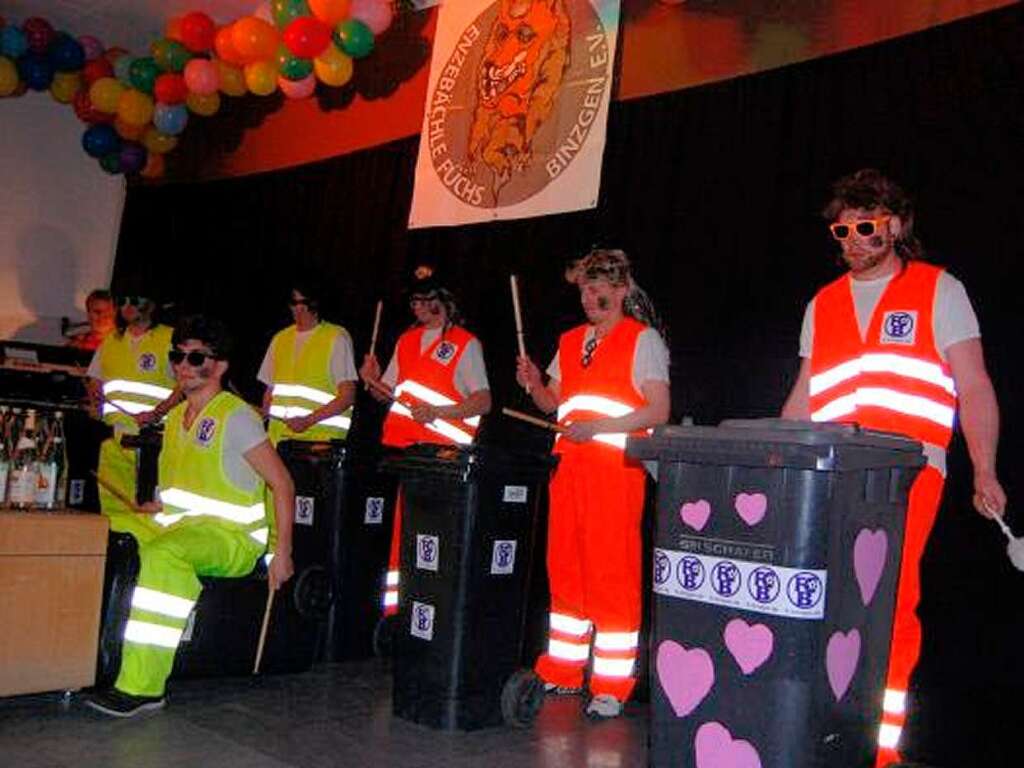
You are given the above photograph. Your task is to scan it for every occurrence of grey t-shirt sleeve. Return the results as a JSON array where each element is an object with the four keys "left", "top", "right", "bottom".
[
  {"left": 222, "top": 406, "right": 270, "bottom": 492},
  {"left": 934, "top": 272, "right": 981, "bottom": 358},
  {"left": 256, "top": 340, "right": 275, "bottom": 387},
  {"left": 454, "top": 338, "right": 490, "bottom": 397},
  {"left": 330, "top": 331, "right": 358, "bottom": 386},
  {"left": 633, "top": 328, "right": 671, "bottom": 390},
  {"left": 799, "top": 299, "right": 815, "bottom": 358}
]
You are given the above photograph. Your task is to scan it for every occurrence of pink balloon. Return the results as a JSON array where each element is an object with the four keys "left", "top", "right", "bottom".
[
  {"left": 80, "top": 35, "right": 104, "bottom": 61},
  {"left": 278, "top": 73, "right": 316, "bottom": 99},
  {"left": 184, "top": 59, "right": 219, "bottom": 95},
  {"left": 350, "top": 0, "right": 393, "bottom": 36}
]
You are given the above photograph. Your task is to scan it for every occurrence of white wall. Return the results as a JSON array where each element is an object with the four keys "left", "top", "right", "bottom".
[{"left": 0, "top": 94, "right": 125, "bottom": 344}]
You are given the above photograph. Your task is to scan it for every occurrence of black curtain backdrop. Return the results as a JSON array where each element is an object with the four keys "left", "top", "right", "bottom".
[{"left": 115, "top": 6, "right": 1022, "bottom": 764}]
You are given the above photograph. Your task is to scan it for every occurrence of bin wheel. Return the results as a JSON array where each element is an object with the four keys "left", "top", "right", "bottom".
[
  {"left": 501, "top": 668, "right": 545, "bottom": 728},
  {"left": 373, "top": 614, "right": 397, "bottom": 658}
]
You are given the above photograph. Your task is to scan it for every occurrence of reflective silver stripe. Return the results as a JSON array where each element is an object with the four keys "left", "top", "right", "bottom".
[
  {"left": 103, "top": 400, "right": 153, "bottom": 416},
  {"left": 594, "top": 631, "right": 639, "bottom": 651},
  {"left": 123, "top": 619, "right": 182, "bottom": 649},
  {"left": 809, "top": 353, "right": 957, "bottom": 398},
  {"left": 103, "top": 379, "right": 173, "bottom": 401},
  {"left": 386, "top": 570, "right": 400, "bottom": 587},
  {"left": 883, "top": 688, "right": 907, "bottom": 715},
  {"left": 130, "top": 586, "right": 194, "bottom": 619},
  {"left": 592, "top": 656, "right": 635, "bottom": 678},
  {"left": 271, "top": 383, "right": 335, "bottom": 405},
  {"left": 550, "top": 612, "right": 591, "bottom": 636},
  {"left": 548, "top": 638, "right": 590, "bottom": 662},
  {"left": 269, "top": 405, "right": 351, "bottom": 431},
  {"left": 878, "top": 723, "right": 901, "bottom": 748},
  {"left": 158, "top": 487, "right": 266, "bottom": 525},
  {"left": 250, "top": 527, "right": 269, "bottom": 545},
  {"left": 811, "top": 387, "right": 955, "bottom": 428},
  {"left": 557, "top": 394, "right": 635, "bottom": 421},
  {"left": 383, "top": 591, "right": 398, "bottom": 607},
  {"left": 389, "top": 402, "right": 474, "bottom": 445},
  {"left": 395, "top": 380, "right": 480, "bottom": 431},
  {"left": 264, "top": 553, "right": 275, "bottom": 567}
]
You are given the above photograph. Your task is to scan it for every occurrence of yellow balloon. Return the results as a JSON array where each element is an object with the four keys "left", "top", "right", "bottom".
[
  {"left": 313, "top": 44, "right": 353, "bottom": 87},
  {"left": 0, "top": 56, "right": 17, "bottom": 97},
  {"left": 217, "top": 60, "right": 247, "bottom": 97},
  {"left": 118, "top": 89, "right": 155, "bottom": 127},
  {"left": 50, "top": 71, "right": 81, "bottom": 103},
  {"left": 89, "top": 77, "right": 125, "bottom": 113},
  {"left": 186, "top": 90, "right": 221, "bottom": 117},
  {"left": 244, "top": 61, "right": 278, "bottom": 96},
  {"left": 143, "top": 127, "right": 178, "bottom": 155}
]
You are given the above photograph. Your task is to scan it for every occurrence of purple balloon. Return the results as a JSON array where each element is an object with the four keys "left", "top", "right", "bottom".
[
  {"left": 79, "top": 35, "right": 104, "bottom": 62},
  {"left": 119, "top": 142, "right": 148, "bottom": 174}
]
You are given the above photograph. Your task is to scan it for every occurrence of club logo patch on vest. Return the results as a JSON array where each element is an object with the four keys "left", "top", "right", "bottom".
[
  {"left": 881, "top": 311, "right": 917, "bottom": 345},
  {"left": 195, "top": 417, "right": 217, "bottom": 447},
  {"left": 138, "top": 352, "right": 157, "bottom": 372},
  {"left": 432, "top": 341, "right": 459, "bottom": 365}
]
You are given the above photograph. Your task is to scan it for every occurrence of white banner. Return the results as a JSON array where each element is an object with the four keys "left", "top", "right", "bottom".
[{"left": 408, "top": 0, "right": 621, "bottom": 229}]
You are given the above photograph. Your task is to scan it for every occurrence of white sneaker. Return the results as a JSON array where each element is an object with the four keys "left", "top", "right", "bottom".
[{"left": 585, "top": 694, "right": 623, "bottom": 719}]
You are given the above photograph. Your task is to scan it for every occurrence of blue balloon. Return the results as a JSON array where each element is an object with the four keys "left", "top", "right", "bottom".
[
  {"left": 17, "top": 53, "right": 53, "bottom": 90},
  {"left": 153, "top": 103, "right": 188, "bottom": 136},
  {"left": 0, "top": 26, "right": 28, "bottom": 59},
  {"left": 48, "top": 33, "right": 85, "bottom": 72},
  {"left": 82, "top": 123, "right": 120, "bottom": 159},
  {"left": 113, "top": 54, "right": 135, "bottom": 85}
]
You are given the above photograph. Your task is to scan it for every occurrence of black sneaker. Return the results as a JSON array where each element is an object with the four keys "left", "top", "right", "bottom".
[
  {"left": 84, "top": 688, "right": 166, "bottom": 718},
  {"left": 544, "top": 682, "right": 584, "bottom": 695}
]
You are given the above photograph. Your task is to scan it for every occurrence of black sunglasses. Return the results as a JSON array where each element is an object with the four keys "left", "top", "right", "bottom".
[
  {"left": 119, "top": 296, "right": 146, "bottom": 308},
  {"left": 169, "top": 349, "right": 218, "bottom": 367},
  {"left": 287, "top": 298, "right": 309, "bottom": 307}
]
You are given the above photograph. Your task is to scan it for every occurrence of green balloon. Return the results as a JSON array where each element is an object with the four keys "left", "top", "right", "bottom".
[
  {"left": 272, "top": 0, "right": 311, "bottom": 30},
  {"left": 277, "top": 46, "right": 313, "bottom": 81},
  {"left": 333, "top": 19, "right": 374, "bottom": 59},
  {"left": 151, "top": 38, "right": 191, "bottom": 73},
  {"left": 99, "top": 152, "right": 122, "bottom": 175},
  {"left": 129, "top": 57, "right": 160, "bottom": 94}
]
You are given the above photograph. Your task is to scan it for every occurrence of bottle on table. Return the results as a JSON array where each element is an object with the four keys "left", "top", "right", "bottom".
[{"left": 8, "top": 409, "right": 40, "bottom": 510}]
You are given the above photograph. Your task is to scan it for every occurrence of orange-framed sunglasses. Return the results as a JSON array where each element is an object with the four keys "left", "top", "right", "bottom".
[{"left": 829, "top": 215, "right": 890, "bottom": 241}]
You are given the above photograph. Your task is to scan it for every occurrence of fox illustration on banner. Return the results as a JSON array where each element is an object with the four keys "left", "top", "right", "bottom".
[{"left": 409, "top": 0, "right": 621, "bottom": 228}]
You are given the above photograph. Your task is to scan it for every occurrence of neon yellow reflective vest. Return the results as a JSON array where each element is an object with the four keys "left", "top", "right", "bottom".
[
  {"left": 266, "top": 322, "right": 352, "bottom": 444},
  {"left": 95, "top": 325, "right": 176, "bottom": 435},
  {"left": 155, "top": 391, "right": 270, "bottom": 549}
]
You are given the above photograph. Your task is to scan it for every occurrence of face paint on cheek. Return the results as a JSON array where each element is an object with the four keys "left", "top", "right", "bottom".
[
  {"left": 869, "top": 235, "right": 884, "bottom": 248},
  {"left": 597, "top": 296, "right": 609, "bottom": 310}
]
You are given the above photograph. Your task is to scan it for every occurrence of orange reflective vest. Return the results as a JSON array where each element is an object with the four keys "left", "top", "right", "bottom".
[
  {"left": 556, "top": 317, "right": 648, "bottom": 453},
  {"left": 809, "top": 261, "right": 956, "bottom": 449},
  {"left": 380, "top": 325, "right": 480, "bottom": 448}
]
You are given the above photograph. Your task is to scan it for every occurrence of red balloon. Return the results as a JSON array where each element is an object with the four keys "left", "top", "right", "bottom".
[
  {"left": 214, "top": 25, "right": 246, "bottom": 65},
  {"left": 82, "top": 57, "right": 114, "bottom": 85},
  {"left": 23, "top": 17, "right": 56, "bottom": 54},
  {"left": 153, "top": 73, "right": 188, "bottom": 104},
  {"left": 180, "top": 12, "right": 216, "bottom": 53},
  {"left": 283, "top": 17, "right": 331, "bottom": 59},
  {"left": 73, "top": 90, "right": 114, "bottom": 124}
]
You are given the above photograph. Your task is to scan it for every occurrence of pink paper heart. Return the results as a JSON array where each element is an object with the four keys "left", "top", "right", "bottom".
[
  {"left": 656, "top": 640, "right": 715, "bottom": 717},
  {"left": 723, "top": 619, "right": 774, "bottom": 675},
  {"left": 826, "top": 628, "right": 861, "bottom": 702},
  {"left": 695, "top": 721, "right": 763, "bottom": 768},
  {"left": 680, "top": 499, "right": 712, "bottom": 532},
  {"left": 734, "top": 493, "right": 768, "bottom": 526},
  {"left": 853, "top": 528, "right": 888, "bottom": 606}
]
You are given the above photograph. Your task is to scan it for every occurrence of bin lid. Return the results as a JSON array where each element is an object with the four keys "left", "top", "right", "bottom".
[
  {"left": 627, "top": 419, "right": 926, "bottom": 471},
  {"left": 382, "top": 443, "right": 558, "bottom": 480}
]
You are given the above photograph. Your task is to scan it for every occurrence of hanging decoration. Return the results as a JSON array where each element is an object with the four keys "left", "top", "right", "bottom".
[{"left": 0, "top": 2, "right": 396, "bottom": 179}]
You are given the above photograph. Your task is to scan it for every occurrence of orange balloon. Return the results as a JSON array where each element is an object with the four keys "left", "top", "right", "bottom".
[
  {"left": 232, "top": 17, "right": 279, "bottom": 63},
  {"left": 309, "top": 0, "right": 352, "bottom": 26},
  {"left": 141, "top": 152, "right": 165, "bottom": 179},
  {"left": 143, "top": 127, "right": 178, "bottom": 155},
  {"left": 115, "top": 117, "right": 146, "bottom": 141},
  {"left": 217, "top": 61, "right": 247, "bottom": 96},
  {"left": 186, "top": 90, "right": 220, "bottom": 116},
  {"left": 214, "top": 25, "right": 245, "bottom": 65},
  {"left": 166, "top": 15, "right": 184, "bottom": 43}
]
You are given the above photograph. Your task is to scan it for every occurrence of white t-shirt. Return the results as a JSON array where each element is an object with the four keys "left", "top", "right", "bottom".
[
  {"left": 257, "top": 326, "right": 358, "bottom": 390},
  {"left": 382, "top": 327, "right": 490, "bottom": 397},
  {"left": 547, "top": 326, "right": 671, "bottom": 392}
]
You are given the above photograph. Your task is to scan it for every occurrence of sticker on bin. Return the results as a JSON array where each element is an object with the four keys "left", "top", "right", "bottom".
[
  {"left": 416, "top": 534, "right": 440, "bottom": 571},
  {"left": 364, "top": 496, "right": 384, "bottom": 525},
  {"left": 490, "top": 540, "right": 517, "bottom": 575},
  {"left": 653, "top": 547, "right": 827, "bottom": 620},
  {"left": 69, "top": 478, "right": 85, "bottom": 505},
  {"left": 411, "top": 601, "right": 435, "bottom": 641},
  {"left": 503, "top": 485, "right": 528, "bottom": 503},
  {"left": 295, "top": 496, "right": 315, "bottom": 526}
]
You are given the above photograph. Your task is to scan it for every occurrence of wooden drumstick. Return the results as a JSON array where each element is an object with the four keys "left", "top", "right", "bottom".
[
  {"left": 369, "top": 300, "right": 383, "bottom": 359},
  {"left": 367, "top": 378, "right": 471, "bottom": 436},
  {"left": 253, "top": 586, "right": 276, "bottom": 675},
  {"left": 502, "top": 407, "right": 563, "bottom": 433},
  {"left": 90, "top": 470, "right": 147, "bottom": 514},
  {"left": 510, "top": 275, "right": 530, "bottom": 393}
]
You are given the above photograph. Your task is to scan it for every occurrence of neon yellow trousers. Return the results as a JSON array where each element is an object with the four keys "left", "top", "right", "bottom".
[{"left": 98, "top": 437, "right": 161, "bottom": 541}]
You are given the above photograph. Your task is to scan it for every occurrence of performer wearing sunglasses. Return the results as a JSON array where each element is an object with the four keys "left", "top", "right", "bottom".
[
  {"left": 258, "top": 279, "right": 357, "bottom": 445},
  {"left": 781, "top": 169, "right": 1006, "bottom": 766},
  {"left": 516, "top": 248, "right": 670, "bottom": 719},
  {"left": 86, "top": 315, "right": 295, "bottom": 717},
  {"left": 359, "top": 265, "right": 491, "bottom": 618},
  {"left": 87, "top": 292, "right": 180, "bottom": 540}
]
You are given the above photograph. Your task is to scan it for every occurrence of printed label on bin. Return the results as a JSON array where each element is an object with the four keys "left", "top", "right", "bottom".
[
  {"left": 653, "top": 547, "right": 827, "bottom": 620},
  {"left": 416, "top": 534, "right": 440, "bottom": 571},
  {"left": 364, "top": 496, "right": 385, "bottom": 525},
  {"left": 411, "top": 601, "right": 435, "bottom": 641},
  {"left": 295, "top": 496, "right": 315, "bottom": 526},
  {"left": 490, "top": 540, "right": 517, "bottom": 575},
  {"left": 69, "top": 478, "right": 85, "bottom": 505},
  {"left": 503, "top": 485, "right": 528, "bottom": 503}
]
